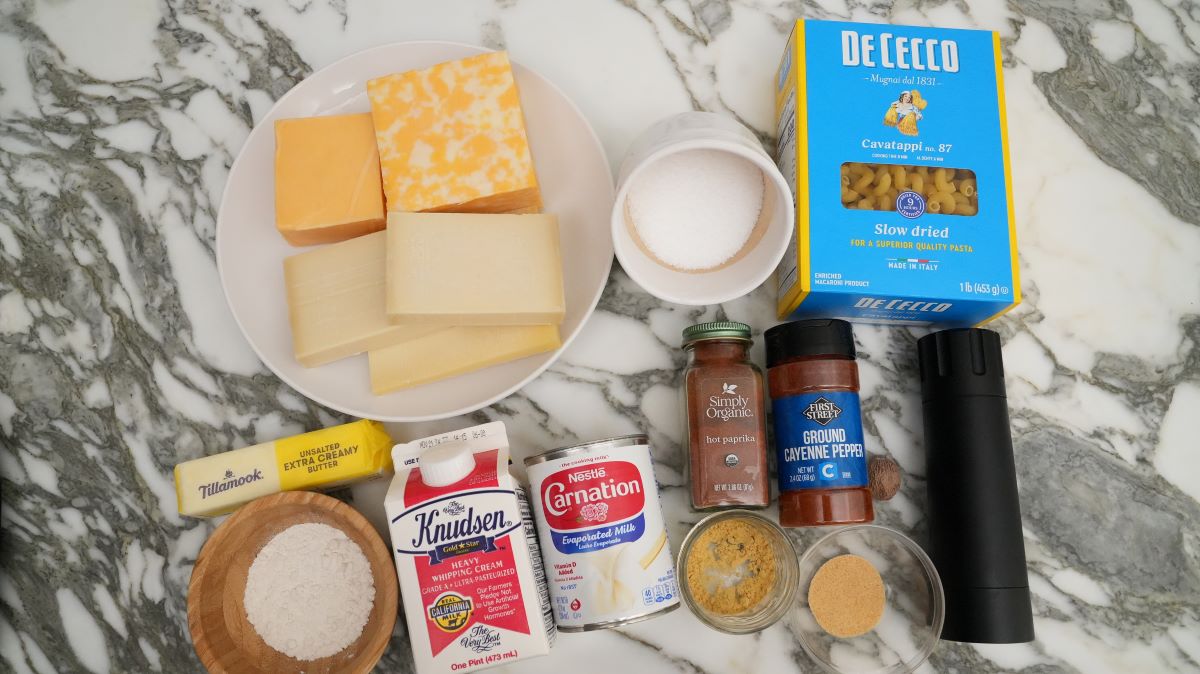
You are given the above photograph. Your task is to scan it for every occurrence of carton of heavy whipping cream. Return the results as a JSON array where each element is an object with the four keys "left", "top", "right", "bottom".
[
  {"left": 774, "top": 19, "right": 1019, "bottom": 326},
  {"left": 385, "top": 423, "right": 554, "bottom": 674}
]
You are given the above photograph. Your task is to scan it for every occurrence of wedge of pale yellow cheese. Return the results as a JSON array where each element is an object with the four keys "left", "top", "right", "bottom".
[
  {"left": 274, "top": 113, "right": 386, "bottom": 246},
  {"left": 368, "top": 325, "right": 561, "bottom": 393},
  {"left": 366, "top": 51, "right": 541, "bottom": 214},
  {"left": 386, "top": 212, "right": 565, "bottom": 326},
  {"left": 283, "top": 231, "right": 439, "bottom": 367}
]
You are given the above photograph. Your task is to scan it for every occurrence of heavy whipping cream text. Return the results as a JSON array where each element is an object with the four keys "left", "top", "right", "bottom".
[{"left": 525, "top": 436, "right": 680, "bottom": 631}]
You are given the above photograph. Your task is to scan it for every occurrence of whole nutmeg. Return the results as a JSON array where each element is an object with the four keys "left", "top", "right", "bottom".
[{"left": 868, "top": 455, "right": 901, "bottom": 501}]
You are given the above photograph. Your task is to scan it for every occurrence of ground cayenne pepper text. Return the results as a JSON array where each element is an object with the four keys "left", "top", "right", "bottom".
[
  {"left": 765, "top": 319, "right": 873, "bottom": 527},
  {"left": 682, "top": 322, "right": 770, "bottom": 510}
]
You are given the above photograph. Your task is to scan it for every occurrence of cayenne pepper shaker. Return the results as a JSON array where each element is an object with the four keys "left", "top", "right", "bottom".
[
  {"left": 682, "top": 322, "right": 770, "bottom": 510},
  {"left": 765, "top": 319, "right": 873, "bottom": 527}
]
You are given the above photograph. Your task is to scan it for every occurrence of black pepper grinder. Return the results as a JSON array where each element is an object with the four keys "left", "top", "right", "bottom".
[{"left": 917, "top": 328, "right": 1034, "bottom": 644}]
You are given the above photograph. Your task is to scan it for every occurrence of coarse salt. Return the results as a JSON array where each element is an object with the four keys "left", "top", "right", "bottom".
[
  {"left": 243, "top": 522, "right": 375, "bottom": 661},
  {"left": 627, "top": 149, "right": 765, "bottom": 271}
]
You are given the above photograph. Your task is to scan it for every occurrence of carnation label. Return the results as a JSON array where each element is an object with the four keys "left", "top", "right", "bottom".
[
  {"left": 525, "top": 435, "right": 680, "bottom": 631},
  {"left": 385, "top": 423, "right": 554, "bottom": 674}
]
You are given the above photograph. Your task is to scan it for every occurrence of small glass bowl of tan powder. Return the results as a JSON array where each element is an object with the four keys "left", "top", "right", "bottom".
[
  {"left": 677, "top": 510, "right": 799, "bottom": 634},
  {"left": 792, "top": 525, "right": 945, "bottom": 674}
]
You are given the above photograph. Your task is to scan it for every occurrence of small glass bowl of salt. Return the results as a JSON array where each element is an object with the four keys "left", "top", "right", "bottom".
[{"left": 612, "top": 111, "right": 794, "bottom": 305}]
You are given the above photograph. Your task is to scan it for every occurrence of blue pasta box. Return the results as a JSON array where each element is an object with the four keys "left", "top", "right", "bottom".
[{"left": 774, "top": 19, "right": 1020, "bottom": 325}]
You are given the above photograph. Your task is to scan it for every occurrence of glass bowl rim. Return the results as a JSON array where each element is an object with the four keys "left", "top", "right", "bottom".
[
  {"left": 676, "top": 509, "right": 800, "bottom": 635},
  {"left": 793, "top": 524, "right": 946, "bottom": 674}
]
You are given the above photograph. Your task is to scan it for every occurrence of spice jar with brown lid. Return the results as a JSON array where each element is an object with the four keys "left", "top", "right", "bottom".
[
  {"left": 765, "top": 318, "right": 873, "bottom": 527},
  {"left": 682, "top": 321, "right": 770, "bottom": 510}
]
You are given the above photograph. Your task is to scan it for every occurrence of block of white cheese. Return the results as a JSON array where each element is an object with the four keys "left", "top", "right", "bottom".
[
  {"left": 369, "top": 325, "right": 561, "bottom": 393},
  {"left": 284, "top": 231, "right": 439, "bottom": 367},
  {"left": 385, "top": 212, "right": 565, "bottom": 326}
]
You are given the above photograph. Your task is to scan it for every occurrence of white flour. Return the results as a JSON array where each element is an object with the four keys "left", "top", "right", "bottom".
[{"left": 243, "top": 522, "right": 375, "bottom": 661}]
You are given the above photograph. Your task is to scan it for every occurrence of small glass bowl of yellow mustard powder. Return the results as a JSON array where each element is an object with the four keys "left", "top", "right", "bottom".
[{"left": 677, "top": 510, "right": 799, "bottom": 634}]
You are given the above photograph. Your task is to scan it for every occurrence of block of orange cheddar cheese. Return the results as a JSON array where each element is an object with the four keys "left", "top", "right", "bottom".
[
  {"left": 274, "top": 113, "right": 385, "bottom": 246},
  {"left": 366, "top": 51, "right": 541, "bottom": 214}
]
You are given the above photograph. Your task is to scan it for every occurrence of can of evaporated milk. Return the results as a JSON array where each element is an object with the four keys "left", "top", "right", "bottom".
[{"left": 524, "top": 434, "right": 680, "bottom": 631}]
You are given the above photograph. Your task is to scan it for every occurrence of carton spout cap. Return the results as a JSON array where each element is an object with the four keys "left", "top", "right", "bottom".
[{"left": 419, "top": 443, "right": 476, "bottom": 487}]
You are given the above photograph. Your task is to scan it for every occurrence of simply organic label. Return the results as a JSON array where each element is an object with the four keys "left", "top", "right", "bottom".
[
  {"left": 703, "top": 379, "right": 756, "bottom": 421},
  {"left": 773, "top": 391, "right": 868, "bottom": 490},
  {"left": 693, "top": 376, "right": 768, "bottom": 497}
]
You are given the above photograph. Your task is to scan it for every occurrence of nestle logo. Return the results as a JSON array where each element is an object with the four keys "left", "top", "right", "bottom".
[
  {"left": 803, "top": 397, "right": 842, "bottom": 426},
  {"left": 568, "top": 467, "right": 605, "bottom": 483}
]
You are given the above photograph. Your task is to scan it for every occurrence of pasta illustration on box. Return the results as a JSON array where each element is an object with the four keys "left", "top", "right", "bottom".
[{"left": 774, "top": 19, "right": 1019, "bottom": 326}]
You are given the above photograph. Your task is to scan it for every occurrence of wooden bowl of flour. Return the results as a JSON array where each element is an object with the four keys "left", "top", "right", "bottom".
[{"left": 187, "top": 491, "right": 398, "bottom": 673}]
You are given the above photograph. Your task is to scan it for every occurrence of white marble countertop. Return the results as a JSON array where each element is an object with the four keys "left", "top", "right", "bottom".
[{"left": 2, "top": 1, "right": 1199, "bottom": 673}]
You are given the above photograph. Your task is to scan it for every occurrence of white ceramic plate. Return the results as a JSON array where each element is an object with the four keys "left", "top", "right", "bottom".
[{"left": 216, "top": 42, "right": 614, "bottom": 422}]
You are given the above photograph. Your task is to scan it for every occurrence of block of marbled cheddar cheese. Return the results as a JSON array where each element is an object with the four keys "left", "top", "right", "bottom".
[{"left": 366, "top": 51, "right": 542, "bottom": 214}]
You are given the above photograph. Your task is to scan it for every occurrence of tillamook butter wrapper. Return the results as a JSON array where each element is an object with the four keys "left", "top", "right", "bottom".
[{"left": 174, "top": 419, "right": 393, "bottom": 517}]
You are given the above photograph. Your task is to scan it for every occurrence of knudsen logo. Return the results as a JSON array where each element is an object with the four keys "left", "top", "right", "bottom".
[
  {"left": 410, "top": 500, "right": 512, "bottom": 550},
  {"left": 803, "top": 397, "right": 842, "bottom": 427},
  {"left": 541, "top": 461, "right": 645, "bottom": 531},
  {"left": 841, "top": 30, "right": 960, "bottom": 72},
  {"left": 197, "top": 468, "right": 263, "bottom": 499}
]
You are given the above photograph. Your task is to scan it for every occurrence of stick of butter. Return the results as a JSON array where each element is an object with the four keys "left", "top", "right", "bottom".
[{"left": 173, "top": 419, "right": 393, "bottom": 517}]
